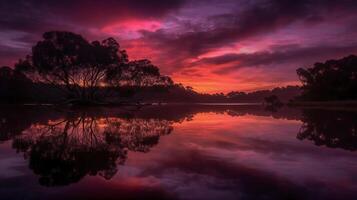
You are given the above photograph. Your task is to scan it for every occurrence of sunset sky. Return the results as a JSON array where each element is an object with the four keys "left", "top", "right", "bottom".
[{"left": 1, "top": 0, "right": 357, "bottom": 93}]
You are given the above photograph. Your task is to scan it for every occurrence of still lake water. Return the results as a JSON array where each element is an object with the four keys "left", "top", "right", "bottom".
[{"left": 0, "top": 105, "right": 356, "bottom": 200}]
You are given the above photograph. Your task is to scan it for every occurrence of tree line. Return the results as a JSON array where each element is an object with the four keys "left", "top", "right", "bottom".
[{"left": 296, "top": 55, "right": 357, "bottom": 101}]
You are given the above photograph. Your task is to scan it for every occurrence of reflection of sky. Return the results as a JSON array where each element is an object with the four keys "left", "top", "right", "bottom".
[
  {"left": 0, "top": 112, "right": 357, "bottom": 199},
  {"left": 119, "top": 113, "right": 357, "bottom": 199},
  {"left": 0, "top": 141, "right": 27, "bottom": 178}
]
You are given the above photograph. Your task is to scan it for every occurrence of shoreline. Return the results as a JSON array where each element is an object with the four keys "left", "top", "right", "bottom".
[
  {"left": 287, "top": 100, "right": 357, "bottom": 111},
  {"left": 288, "top": 100, "right": 357, "bottom": 106},
  {"left": 1, "top": 100, "right": 357, "bottom": 109}
]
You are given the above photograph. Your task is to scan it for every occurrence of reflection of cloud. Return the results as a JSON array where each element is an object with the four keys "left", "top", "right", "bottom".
[
  {"left": 135, "top": 149, "right": 308, "bottom": 200},
  {"left": 126, "top": 111, "right": 356, "bottom": 200},
  {"left": 131, "top": 135, "right": 357, "bottom": 200}
]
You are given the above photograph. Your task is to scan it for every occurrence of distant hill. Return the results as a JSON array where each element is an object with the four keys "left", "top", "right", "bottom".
[{"left": 108, "top": 85, "right": 301, "bottom": 103}]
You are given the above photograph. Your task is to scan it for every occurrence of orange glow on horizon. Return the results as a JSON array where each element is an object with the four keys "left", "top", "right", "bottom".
[
  {"left": 171, "top": 66, "right": 301, "bottom": 93},
  {"left": 172, "top": 76, "right": 300, "bottom": 93}
]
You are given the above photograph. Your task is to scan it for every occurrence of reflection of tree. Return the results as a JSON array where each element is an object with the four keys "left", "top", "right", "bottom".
[
  {"left": 297, "top": 109, "right": 357, "bottom": 151},
  {"left": 105, "top": 118, "right": 173, "bottom": 152},
  {"left": 11, "top": 114, "right": 173, "bottom": 186}
]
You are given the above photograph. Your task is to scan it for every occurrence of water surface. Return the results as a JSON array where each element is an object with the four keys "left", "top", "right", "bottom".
[{"left": 0, "top": 105, "right": 356, "bottom": 200}]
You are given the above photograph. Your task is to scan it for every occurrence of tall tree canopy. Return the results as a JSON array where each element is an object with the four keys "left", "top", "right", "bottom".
[
  {"left": 296, "top": 55, "right": 357, "bottom": 101},
  {"left": 106, "top": 59, "right": 173, "bottom": 87},
  {"left": 15, "top": 31, "right": 174, "bottom": 103},
  {"left": 15, "top": 31, "right": 128, "bottom": 101}
]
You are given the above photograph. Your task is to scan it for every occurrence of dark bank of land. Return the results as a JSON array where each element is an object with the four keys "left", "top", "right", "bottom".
[
  {"left": 0, "top": 31, "right": 356, "bottom": 108},
  {"left": 288, "top": 54, "right": 357, "bottom": 108}
]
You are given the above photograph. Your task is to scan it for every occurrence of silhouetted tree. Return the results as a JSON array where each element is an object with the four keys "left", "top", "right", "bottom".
[
  {"left": 296, "top": 55, "right": 357, "bottom": 101},
  {"left": 264, "top": 95, "right": 283, "bottom": 112},
  {"left": 15, "top": 31, "right": 128, "bottom": 103},
  {"left": 106, "top": 59, "right": 173, "bottom": 87},
  {"left": 265, "top": 95, "right": 283, "bottom": 106}
]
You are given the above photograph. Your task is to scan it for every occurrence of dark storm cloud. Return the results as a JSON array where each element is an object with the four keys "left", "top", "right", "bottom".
[
  {"left": 0, "top": 1, "right": 45, "bottom": 32},
  {"left": 0, "top": 0, "right": 187, "bottom": 29},
  {"left": 0, "top": 0, "right": 187, "bottom": 66},
  {"left": 210, "top": 44, "right": 357, "bottom": 75},
  {"left": 39, "top": 0, "right": 186, "bottom": 26},
  {"left": 1, "top": 0, "right": 357, "bottom": 86},
  {"left": 140, "top": 0, "right": 357, "bottom": 64}
]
